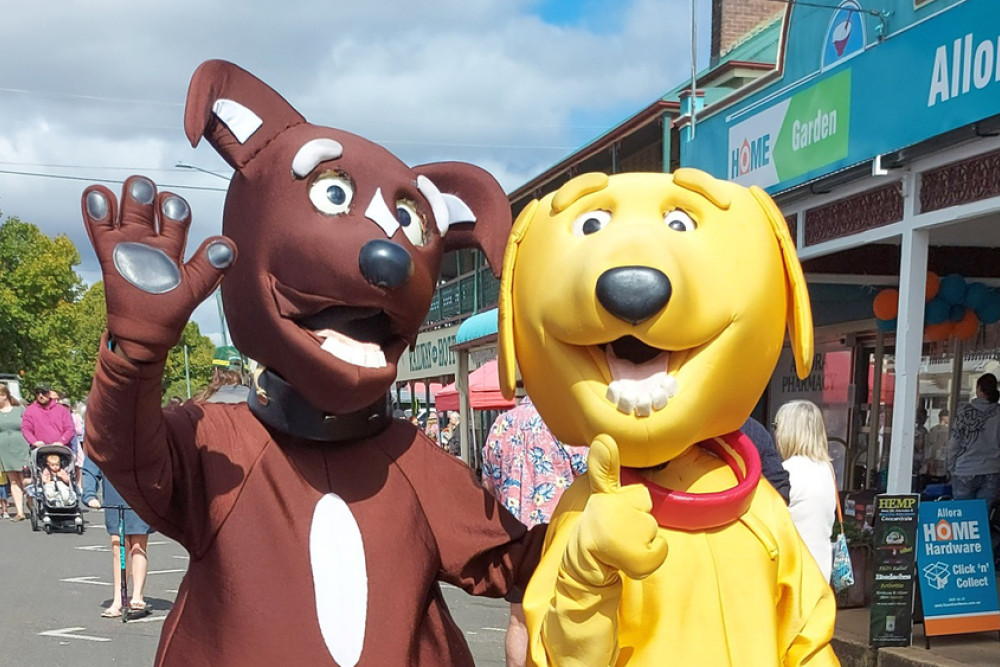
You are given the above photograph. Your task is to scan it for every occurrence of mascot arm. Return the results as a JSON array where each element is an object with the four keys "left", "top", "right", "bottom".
[
  {"left": 537, "top": 541, "right": 624, "bottom": 667},
  {"left": 771, "top": 514, "right": 840, "bottom": 666},
  {"left": 526, "top": 437, "right": 668, "bottom": 667},
  {"left": 410, "top": 445, "right": 547, "bottom": 596},
  {"left": 85, "top": 334, "right": 213, "bottom": 551}
]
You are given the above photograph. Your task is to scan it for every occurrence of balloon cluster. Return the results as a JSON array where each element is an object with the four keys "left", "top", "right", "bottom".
[{"left": 873, "top": 273, "right": 1000, "bottom": 342}]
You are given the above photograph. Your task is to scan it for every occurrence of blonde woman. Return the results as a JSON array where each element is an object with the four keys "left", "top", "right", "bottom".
[{"left": 774, "top": 400, "right": 837, "bottom": 582}]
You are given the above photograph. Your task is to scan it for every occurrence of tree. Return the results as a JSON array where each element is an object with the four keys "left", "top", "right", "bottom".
[
  {"left": 0, "top": 216, "right": 84, "bottom": 391},
  {"left": 0, "top": 214, "right": 216, "bottom": 401},
  {"left": 163, "top": 321, "right": 216, "bottom": 402},
  {"left": 30, "top": 281, "right": 107, "bottom": 399}
]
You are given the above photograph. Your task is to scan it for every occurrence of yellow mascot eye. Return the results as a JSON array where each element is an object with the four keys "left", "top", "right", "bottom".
[
  {"left": 664, "top": 209, "right": 697, "bottom": 232},
  {"left": 572, "top": 210, "right": 611, "bottom": 236}
]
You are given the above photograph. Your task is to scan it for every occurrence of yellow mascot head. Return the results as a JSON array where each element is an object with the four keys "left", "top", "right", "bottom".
[{"left": 498, "top": 169, "right": 812, "bottom": 468}]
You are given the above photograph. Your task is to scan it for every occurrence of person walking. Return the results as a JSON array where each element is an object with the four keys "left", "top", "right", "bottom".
[
  {"left": 0, "top": 383, "right": 28, "bottom": 521},
  {"left": 948, "top": 373, "right": 1000, "bottom": 506},
  {"left": 774, "top": 400, "right": 837, "bottom": 582},
  {"left": 21, "top": 384, "right": 75, "bottom": 450},
  {"left": 81, "top": 456, "right": 153, "bottom": 617},
  {"left": 194, "top": 347, "right": 250, "bottom": 404},
  {"left": 481, "top": 394, "right": 588, "bottom": 667},
  {"left": 923, "top": 409, "right": 950, "bottom": 486}
]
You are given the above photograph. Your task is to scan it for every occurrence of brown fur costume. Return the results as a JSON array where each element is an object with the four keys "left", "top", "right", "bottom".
[{"left": 83, "top": 60, "right": 542, "bottom": 666}]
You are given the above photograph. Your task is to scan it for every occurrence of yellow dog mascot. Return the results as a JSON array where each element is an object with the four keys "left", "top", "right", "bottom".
[{"left": 498, "top": 169, "right": 839, "bottom": 666}]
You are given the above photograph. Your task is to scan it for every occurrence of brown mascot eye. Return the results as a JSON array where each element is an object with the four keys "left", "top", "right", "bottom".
[
  {"left": 309, "top": 171, "right": 355, "bottom": 215},
  {"left": 397, "top": 200, "right": 426, "bottom": 247}
]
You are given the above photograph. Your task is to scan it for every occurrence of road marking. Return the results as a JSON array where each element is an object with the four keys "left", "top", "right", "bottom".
[
  {"left": 128, "top": 614, "right": 166, "bottom": 624},
  {"left": 149, "top": 569, "right": 186, "bottom": 575},
  {"left": 149, "top": 541, "right": 169, "bottom": 546},
  {"left": 60, "top": 576, "right": 111, "bottom": 587},
  {"left": 165, "top": 589, "right": 178, "bottom": 594},
  {"left": 39, "top": 627, "right": 111, "bottom": 642},
  {"left": 172, "top": 554, "right": 189, "bottom": 560},
  {"left": 75, "top": 545, "right": 110, "bottom": 552}
]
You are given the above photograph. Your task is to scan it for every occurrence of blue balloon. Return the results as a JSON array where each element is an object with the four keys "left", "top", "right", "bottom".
[
  {"left": 940, "top": 274, "right": 968, "bottom": 305},
  {"left": 950, "top": 304, "right": 967, "bottom": 323},
  {"left": 925, "top": 297, "right": 950, "bottom": 325},
  {"left": 876, "top": 317, "right": 897, "bottom": 332},
  {"left": 966, "top": 282, "right": 992, "bottom": 311},
  {"left": 980, "top": 293, "right": 1000, "bottom": 324}
]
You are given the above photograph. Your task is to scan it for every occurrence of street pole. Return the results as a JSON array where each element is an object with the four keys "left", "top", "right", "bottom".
[
  {"left": 184, "top": 344, "right": 192, "bottom": 398},
  {"left": 215, "top": 290, "right": 230, "bottom": 348},
  {"left": 175, "top": 163, "right": 233, "bottom": 347}
]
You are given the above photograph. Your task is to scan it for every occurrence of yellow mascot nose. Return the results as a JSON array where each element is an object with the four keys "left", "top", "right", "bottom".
[{"left": 595, "top": 266, "right": 672, "bottom": 325}]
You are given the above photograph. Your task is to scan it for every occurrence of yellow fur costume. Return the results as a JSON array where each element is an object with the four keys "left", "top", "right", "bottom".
[{"left": 498, "top": 170, "right": 839, "bottom": 666}]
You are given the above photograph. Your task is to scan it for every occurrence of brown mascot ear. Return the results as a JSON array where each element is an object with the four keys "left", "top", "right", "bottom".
[
  {"left": 184, "top": 59, "right": 306, "bottom": 172},
  {"left": 411, "top": 162, "right": 512, "bottom": 276}
]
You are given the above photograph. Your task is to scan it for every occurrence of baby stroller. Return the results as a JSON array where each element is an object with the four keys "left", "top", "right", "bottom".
[{"left": 26, "top": 444, "right": 85, "bottom": 534}]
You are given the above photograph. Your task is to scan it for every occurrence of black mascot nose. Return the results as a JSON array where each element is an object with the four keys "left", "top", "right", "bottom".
[
  {"left": 596, "top": 266, "right": 672, "bottom": 325},
  {"left": 359, "top": 240, "right": 413, "bottom": 289}
]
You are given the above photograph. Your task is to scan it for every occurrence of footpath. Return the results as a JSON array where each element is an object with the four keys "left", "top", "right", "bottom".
[{"left": 833, "top": 607, "right": 1000, "bottom": 667}]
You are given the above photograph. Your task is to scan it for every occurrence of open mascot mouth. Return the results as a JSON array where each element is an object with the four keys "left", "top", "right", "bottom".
[
  {"left": 297, "top": 306, "right": 398, "bottom": 369},
  {"left": 596, "top": 336, "right": 679, "bottom": 418}
]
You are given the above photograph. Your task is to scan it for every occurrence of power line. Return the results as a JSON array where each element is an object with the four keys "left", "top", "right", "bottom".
[
  {"left": 0, "top": 168, "right": 227, "bottom": 192},
  {"left": 0, "top": 86, "right": 182, "bottom": 107},
  {"left": 0, "top": 161, "right": 202, "bottom": 173}
]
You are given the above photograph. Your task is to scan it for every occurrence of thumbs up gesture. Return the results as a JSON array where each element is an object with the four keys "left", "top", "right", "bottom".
[{"left": 560, "top": 435, "right": 668, "bottom": 588}]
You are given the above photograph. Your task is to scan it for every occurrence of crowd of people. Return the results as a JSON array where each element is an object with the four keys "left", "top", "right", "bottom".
[
  {"left": 0, "top": 360, "right": 255, "bottom": 618},
  {"left": 406, "top": 408, "right": 463, "bottom": 455}
]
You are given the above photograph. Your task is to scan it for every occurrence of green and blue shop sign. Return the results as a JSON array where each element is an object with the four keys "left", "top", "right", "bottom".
[{"left": 684, "top": 0, "right": 1000, "bottom": 194}]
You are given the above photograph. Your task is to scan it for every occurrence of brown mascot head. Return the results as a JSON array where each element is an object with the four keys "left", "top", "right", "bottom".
[{"left": 185, "top": 60, "right": 511, "bottom": 415}]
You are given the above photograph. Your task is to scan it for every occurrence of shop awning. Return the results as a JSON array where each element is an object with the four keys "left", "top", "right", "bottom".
[
  {"left": 436, "top": 359, "right": 514, "bottom": 412},
  {"left": 455, "top": 308, "right": 498, "bottom": 346}
]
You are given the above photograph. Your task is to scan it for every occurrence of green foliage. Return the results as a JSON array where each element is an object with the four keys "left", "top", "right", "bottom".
[
  {"left": 0, "top": 217, "right": 83, "bottom": 381},
  {"left": 0, "top": 216, "right": 215, "bottom": 401},
  {"left": 30, "top": 282, "right": 107, "bottom": 399},
  {"left": 163, "top": 322, "right": 216, "bottom": 402}
]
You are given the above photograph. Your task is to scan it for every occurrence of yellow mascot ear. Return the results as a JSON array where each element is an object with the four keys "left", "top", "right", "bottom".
[
  {"left": 749, "top": 186, "right": 814, "bottom": 380},
  {"left": 498, "top": 199, "right": 539, "bottom": 399}
]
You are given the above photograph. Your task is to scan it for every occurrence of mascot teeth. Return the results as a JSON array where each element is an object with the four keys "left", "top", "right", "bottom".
[
  {"left": 606, "top": 373, "right": 677, "bottom": 417},
  {"left": 604, "top": 345, "right": 677, "bottom": 416},
  {"left": 318, "top": 331, "right": 387, "bottom": 368}
]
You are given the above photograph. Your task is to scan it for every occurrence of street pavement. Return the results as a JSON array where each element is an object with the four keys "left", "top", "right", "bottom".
[{"left": 0, "top": 506, "right": 509, "bottom": 666}]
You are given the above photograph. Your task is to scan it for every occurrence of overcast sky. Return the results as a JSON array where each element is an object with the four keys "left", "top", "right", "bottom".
[{"left": 1, "top": 0, "right": 711, "bottom": 344}]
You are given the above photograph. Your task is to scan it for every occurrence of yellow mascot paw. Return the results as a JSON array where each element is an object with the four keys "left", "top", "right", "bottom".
[{"left": 562, "top": 435, "right": 668, "bottom": 587}]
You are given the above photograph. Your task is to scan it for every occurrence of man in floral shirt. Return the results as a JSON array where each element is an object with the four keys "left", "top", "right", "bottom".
[{"left": 481, "top": 395, "right": 587, "bottom": 667}]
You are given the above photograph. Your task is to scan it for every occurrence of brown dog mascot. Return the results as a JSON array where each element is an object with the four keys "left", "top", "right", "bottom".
[{"left": 82, "top": 60, "right": 544, "bottom": 666}]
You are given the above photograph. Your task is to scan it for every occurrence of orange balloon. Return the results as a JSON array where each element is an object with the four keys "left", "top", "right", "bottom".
[
  {"left": 926, "top": 272, "right": 940, "bottom": 301},
  {"left": 954, "top": 310, "right": 980, "bottom": 341},
  {"left": 873, "top": 289, "right": 900, "bottom": 320},
  {"left": 924, "top": 322, "right": 953, "bottom": 342}
]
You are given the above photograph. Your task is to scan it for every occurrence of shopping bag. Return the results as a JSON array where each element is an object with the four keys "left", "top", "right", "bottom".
[{"left": 831, "top": 532, "right": 854, "bottom": 591}]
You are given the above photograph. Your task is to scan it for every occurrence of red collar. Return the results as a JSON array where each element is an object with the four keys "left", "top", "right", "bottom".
[{"left": 620, "top": 431, "right": 761, "bottom": 532}]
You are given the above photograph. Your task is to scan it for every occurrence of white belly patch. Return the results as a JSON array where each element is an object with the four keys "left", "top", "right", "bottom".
[{"left": 310, "top": 493, "right": 368, "bottom": 666}]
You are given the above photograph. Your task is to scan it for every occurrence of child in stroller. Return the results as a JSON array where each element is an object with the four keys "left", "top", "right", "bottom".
[
  {"left": 27, "top": 444, "right": 84, "bottom": 533},
  {"left": 41, "top": 452, "right": 77, "bottom": 507}
]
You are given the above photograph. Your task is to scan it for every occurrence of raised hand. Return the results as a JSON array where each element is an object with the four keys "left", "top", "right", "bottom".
[
  {"left": 562, "top": 435, "right": 668, "bottom": 587},
  {"left": 81, "top": 176, "right": 236, "bottom": 362}
]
